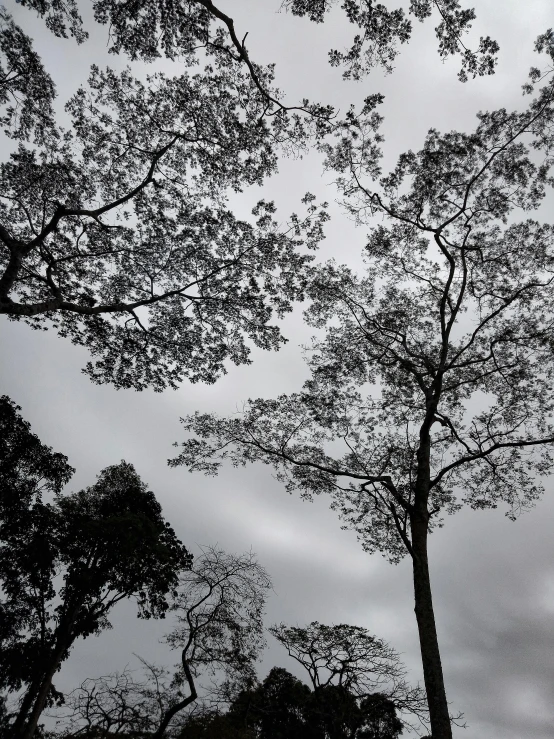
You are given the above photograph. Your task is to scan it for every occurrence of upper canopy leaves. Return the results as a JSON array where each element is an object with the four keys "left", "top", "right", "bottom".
[
  {"left": 172, "top": 59, "right": 554, "bottom": 562},
  {"left": 283, "top": 0, "right": 498, "bottom": 82}
]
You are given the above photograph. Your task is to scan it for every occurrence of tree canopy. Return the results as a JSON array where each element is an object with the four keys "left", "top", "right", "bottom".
[
  {"left": 0, "top": 0, "right": 498, "bottom": 391},
  {"left": 181, "top": 666, "right": 405, "bottom": 739},
  {"left": 0, "top": 404, "right": 191, "bottom": 739}
]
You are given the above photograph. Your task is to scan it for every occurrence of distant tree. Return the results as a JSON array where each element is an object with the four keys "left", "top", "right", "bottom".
[
  {"left": 0, "top": 7, "right": 56, "bottom": 141},
  {"left": 0, "top": 449, "right": 191, "bottom": 739},
  {"left": 212, "top": 666, "right": 404, "bottom": 739},
  {"left": 52, "top": 547, "right": 272, "bottom": 739},
  {"left": 171, "top": 39, "right": 554, "bottom": 737},
  {"left": 269, "top": 622, "right": 426, "bottom": 732},
  {"left": 159, "top": 547, "right": 272, "bottom": 738},
  {"left": 228, "top": 667, "right": 310, "bottom": 739},
  {"left": 51, "top": 662, "right": 170, "bottom": 739},
  {"left": 357, "top": 693, "right": 404, "bottom": 739}
]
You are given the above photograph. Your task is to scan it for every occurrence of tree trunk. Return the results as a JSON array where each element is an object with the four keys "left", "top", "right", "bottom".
[
  {"left": 17, "top": 640, "right": 68, "bottom": 739},
  {"left": 411, "top": 513, "right": 452, "bottom": 739},
  {"left": 10, "top": 675, "right": 43, "bottom": 739},
  {"left": 152, "top": 654, "right": 197, "bottom": 739}
]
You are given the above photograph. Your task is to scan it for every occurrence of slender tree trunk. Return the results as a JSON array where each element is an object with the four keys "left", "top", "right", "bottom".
[
  {"left": 411, "top": 512, "right": 452, "bottom": 739},
  {"left": 152, "top": 654, "right": 197, "bottom": 739}
]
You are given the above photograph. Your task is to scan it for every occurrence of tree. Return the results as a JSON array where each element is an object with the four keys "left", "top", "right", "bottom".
[
  {"left": 0, "top": 395, "right": 74, "bottom": 705},
  {"left": 171, "top": 38, "right": 554, "bottom": 737},
  {"left": 1, "top": 452, "right": 191, "bottom": 739},
  {"left": 269, "top": 622, "right": 426, "bottom": 732},
  {"left": 0, "top": 0, "right": 333, "bottom": 391},
  {"left": 0, "top": 394, "right": 74, "bottom": 509},
  {"left": 53, "top": 546, "right": 272, "bottom": 739},
  {"left": 228, "top": 667, "right": 311, "bottom": 739},
  {"left": 159, "top": 546, "right": 272, "bottom": 738},
  {"left": 1, "top": 0, "right": 498, "bottom": 391},
  {"left": 52, "top": 661, "right": 180, "bottom": 739},
  {"left": 214, "top": 665, "right": 405, "bottom": 739}
]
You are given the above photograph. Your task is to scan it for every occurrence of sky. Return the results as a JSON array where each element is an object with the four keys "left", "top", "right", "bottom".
[{"left": 2, "top": 1, "right": 554, "bottom": 737}]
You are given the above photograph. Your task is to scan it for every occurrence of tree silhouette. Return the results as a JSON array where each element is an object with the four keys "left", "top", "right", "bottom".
[
  {"left": 1, "top": 0, "right": 499, "bottom": 391},
  {"left": 52, "top": 547, "right": 272, "bottom": 739},
  {"left": 0, "top": 424, "right": 191, "bottom": 739},
  {"left": 195, "top": 666, "right": 405, "bottom": 739},
  {"left": 0, "top": 0, "right": 331, "bottom": 391},
  {"left": 269, "top": 622, "right": 426, "bottom": 732},
  {"left": 172, "top": 38, "right": 554, "bottom": 737}
]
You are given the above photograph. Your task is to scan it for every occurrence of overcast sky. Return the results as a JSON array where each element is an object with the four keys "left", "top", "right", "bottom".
[{"left": 2, "top": 1, "right": 554, "bottom": 737}]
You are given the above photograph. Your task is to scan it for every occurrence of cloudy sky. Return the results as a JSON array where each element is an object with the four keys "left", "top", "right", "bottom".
[{"left": 2, "top": 1, "right": 554, "bottom": 736}]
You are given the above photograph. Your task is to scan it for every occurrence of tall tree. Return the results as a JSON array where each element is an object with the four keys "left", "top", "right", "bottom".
[
  {"left": 172, "top": 40, "right": 554, "bottom": 737},
  {"left": 0, "top": 395, "right": 74, "bottom": 711},
  {"left": 1, "top": 451, "right": 191, "bottom": 739}
]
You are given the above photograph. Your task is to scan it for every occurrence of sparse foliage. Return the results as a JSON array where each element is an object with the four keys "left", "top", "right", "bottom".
[
  {"left": 48, "top": 547, "right": 272, "bottom": 739},
  {"left": 160, "top": 547, "right": 272, "bottom": 736},
  {"left": 282, "top": 0, "right": 498, "bottom": 82}
]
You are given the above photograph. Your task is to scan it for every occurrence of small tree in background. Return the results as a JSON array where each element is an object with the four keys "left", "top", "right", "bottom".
[
  {"left": 183, "top": 665, "right": 405, "bottom": 739},
  {"left": 269, "top": 622, "right": 426, "bottom": 733},
  {"left": 0, "top": 0, "right": 332, "bottom": 392}
]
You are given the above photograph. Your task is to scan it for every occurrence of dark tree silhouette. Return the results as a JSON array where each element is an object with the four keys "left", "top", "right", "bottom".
[
  {"left": 0, "top": 430, "right": 191, "bottom": 739},
  {"left": 269, "top": 622, "right": 426, "bottom": 732},
  {"left": 225, "top": 667, "right": 310, "bottom": 739},
  {"left": 51, "top": 662, "right": 174, "bottom": 739},
  {"left": 172, "top": 39, "right": 554, "bottom": 737},
  {"left": 0, "top": 395, "right": 74, "bottom": 706},
  {"left": 160, "top": 547, "right": 272, "bottom": 738},
  {"left": 52, "top": 547, "right": 272, "bottom": 739},
  {"left": 194, "top": 666, "right": 404, "bottom": 739}
]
